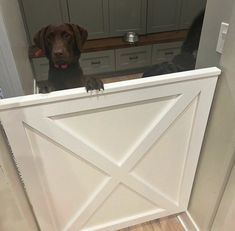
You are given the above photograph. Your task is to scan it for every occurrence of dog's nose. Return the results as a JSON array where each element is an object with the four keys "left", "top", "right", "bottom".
[{"left": 53, "top": 49, "right": 64, "bottom": 57}]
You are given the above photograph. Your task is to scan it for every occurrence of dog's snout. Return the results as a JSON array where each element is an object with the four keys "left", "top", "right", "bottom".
[{"left": 53, "top": 49, "right": 64, "bottom": 57}]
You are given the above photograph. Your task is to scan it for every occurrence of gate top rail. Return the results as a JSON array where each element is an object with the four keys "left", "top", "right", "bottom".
[{"left": 0, "top": 67, "right": 221, "bottom": 111}]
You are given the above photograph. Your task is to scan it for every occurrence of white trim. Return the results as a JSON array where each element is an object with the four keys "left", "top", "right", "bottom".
[
  {"left": 0, "top": 67, "right": 221, "bottom": 110},
  {"left": 0, "top": 6, "right": 24, "bottom": 98},
  {"left": 177, "top": 211, "right": 201, "bottom": 231},
  {"left": 177, "top": 215, "right": 188, "bottom": 231},
  {"left": 33, "top": 79, "right": 39, "bottom": 94}
]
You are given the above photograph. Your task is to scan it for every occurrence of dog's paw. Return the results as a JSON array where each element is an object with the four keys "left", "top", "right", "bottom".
[
  {"left": 38, "top": 85, "right": 50, "bottom": 93},
  {"left": 85, "top": 77, "right": 104, "bottom": 92},
  {"left": 38, "top": 83, "right": 55, "bottom": 93}
]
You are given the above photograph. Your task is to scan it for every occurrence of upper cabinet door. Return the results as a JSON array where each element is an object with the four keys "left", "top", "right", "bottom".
[
  {"left": 180, "top": 0, "right": 207, "bottom": 29},
  {"left": 147, "top": 0, "right": 182, "bottom": 33},
  {"left": 20, "top": 0, "right": 68, "bottom": 44},
  {"left": 68, "top": 0, "right": 109, "bottom": 39},
  {"left": 109, "top": 0, "right": 147, "bottom": 36}
]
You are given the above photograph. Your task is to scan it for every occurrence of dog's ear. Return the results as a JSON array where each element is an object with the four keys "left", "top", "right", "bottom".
[
  {"left": 33, "top": 26, "right": 50, "bottom": 51},
  {"left": 68, "top": 24, "right": 88, "bottom": 51}
]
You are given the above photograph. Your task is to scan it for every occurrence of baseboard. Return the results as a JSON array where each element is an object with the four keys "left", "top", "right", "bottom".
[{"left": 177, "top": 211, "right": 201, "bottom": 231}]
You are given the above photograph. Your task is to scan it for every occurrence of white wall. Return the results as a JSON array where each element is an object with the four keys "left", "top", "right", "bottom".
[
  {"left": 0, "top": 0, "right": 34, "bottom": 97},
  {"left": 188, "top": 0, "right": 235, "bottom": 230},
  {"left": 210, "top": 4, "right": 235, "bottom": 230},
  {"left": 211, "top": 161, "right": 235, "bottom": 231},
  {"left": 0, "top": 9, "right": 24, "bottom": 98},
  {"left": 196, "top": 0, "right": 234, "bottom": 68}
]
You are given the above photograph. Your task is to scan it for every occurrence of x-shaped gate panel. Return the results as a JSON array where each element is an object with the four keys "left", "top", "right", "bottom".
[{"left": 0, "top": 68, "right": 219, "bottom": 231}]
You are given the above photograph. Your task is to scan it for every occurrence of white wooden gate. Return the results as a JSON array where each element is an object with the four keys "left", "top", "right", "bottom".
[{"left": 0, "top": 68, "right": 220, "bottom": 231}]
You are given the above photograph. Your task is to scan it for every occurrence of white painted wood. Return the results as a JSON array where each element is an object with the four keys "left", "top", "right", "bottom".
[
  {"left": 0, "top": 126, "right": 39, "bottom": 231},
  {"left": 0, "top": 68, "right": 220, "bottom": 231},
  {"left": 178, "top": 212, "right": 201, "bottom": 231},
  {"left": 0, "top": 7, "right": 24, "bottom": 98}
]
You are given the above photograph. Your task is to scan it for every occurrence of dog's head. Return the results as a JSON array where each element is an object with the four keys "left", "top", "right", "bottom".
[{"left": 34, "top": 24, "right": 88, "bottom": 69}]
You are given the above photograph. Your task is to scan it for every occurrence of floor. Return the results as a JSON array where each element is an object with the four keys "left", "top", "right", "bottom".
[
  {"left": 101, "top": 72, "right": 143, "bottom": 84},
  {"left": 119, "top": 217, "right": 185, "bottom": 231}
]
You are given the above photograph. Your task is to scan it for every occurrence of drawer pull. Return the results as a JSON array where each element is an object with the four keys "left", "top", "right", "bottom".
[
  {"left": 165, "top": 51, "right": 174, "bottom": 55},
  {"left": 91, "top": 61, "right": 101, "bottom": 65},
  {"left": 129, "top": 56, "right": 139, "bottom": 60}
]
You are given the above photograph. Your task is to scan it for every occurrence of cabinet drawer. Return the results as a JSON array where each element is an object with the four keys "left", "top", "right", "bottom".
[
  {"left": 152, "top": 42, "right": 183, "bottom": 64},
  {"left": 80, "top": 50, "right": 115, "bottom": 75},
  {"left": 32, "top": 58, "right": 49, "bottom": 81},
  {"left": 116, "top": 46, "right": 152, "bottom": 71},
  {"left": 32, "top": 50, "right": 115, "bottom": 80}
]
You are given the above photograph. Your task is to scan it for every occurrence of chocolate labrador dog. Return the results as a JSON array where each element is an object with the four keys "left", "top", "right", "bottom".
[{"left": 34, "top": 23, "right": 104, "bottom": 92}]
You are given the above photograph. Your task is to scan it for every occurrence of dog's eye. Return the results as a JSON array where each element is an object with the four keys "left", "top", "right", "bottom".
[
  {"left": 63, "top": 32, "right": 72, "bottom": 39},
  {"left": 46, "top": 33, "right": 54, "bottom": 43}
]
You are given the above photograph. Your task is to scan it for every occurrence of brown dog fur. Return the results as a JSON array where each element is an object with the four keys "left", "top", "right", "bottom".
[{"left": 34, "top": 24, "right": 103, "bottom": 92}]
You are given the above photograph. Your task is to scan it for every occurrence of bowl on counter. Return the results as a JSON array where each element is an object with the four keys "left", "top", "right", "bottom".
[{"left": 123, "top": 32, "right": 139, "bottom": 44}]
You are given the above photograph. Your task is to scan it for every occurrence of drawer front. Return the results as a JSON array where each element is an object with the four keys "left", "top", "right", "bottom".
[
  {"left": 32, "top": 58, "right": 49, "bottom": 81},
  {"left": 116, "top": 46, "right": 152, "bottom": 71},
  {"left": 152, "top": 42, "right": 183, "bottom": 64},
  {"left": 32, "top": 50, "right": 115, "bottom": 80},
  {"left": 80, "top": 50, "right": 115, "bottom": 75}
]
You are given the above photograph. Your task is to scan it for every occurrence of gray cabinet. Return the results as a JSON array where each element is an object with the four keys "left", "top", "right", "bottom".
[
  {"left": 21, "top": 0, "right": 207, "bottom": 42},
  {"left": 180, "top": 0, "right": 207, "bottom": 29},
  {"left": 67, "top": 0, "right": 109, "bottom": 39},
  {"left": 109, "top": 0, "right": 147, "bottom": 36},
  {"left": 31, "top": 50, "right": 115, "bottom": 81},
  {"left": 32, "top": 43, "right": 186, "bottom": 80},
  {"left": 116, "top": 46, "right": 152, "bottom": 71},
  {"left": 147, "top": 0, "right": 182, "bottom": 33},
  {"left": 19, "top": 0, "right": 68, "bottom": 44},
  {"left": 68, "top": 0, "right": 147, "bottom": 38},
  {"left": 152, "top": 42, "right": 182, "bottom": 64},
  {"left": 80, "top": 50, "right": 115, "bottom": 75}
]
